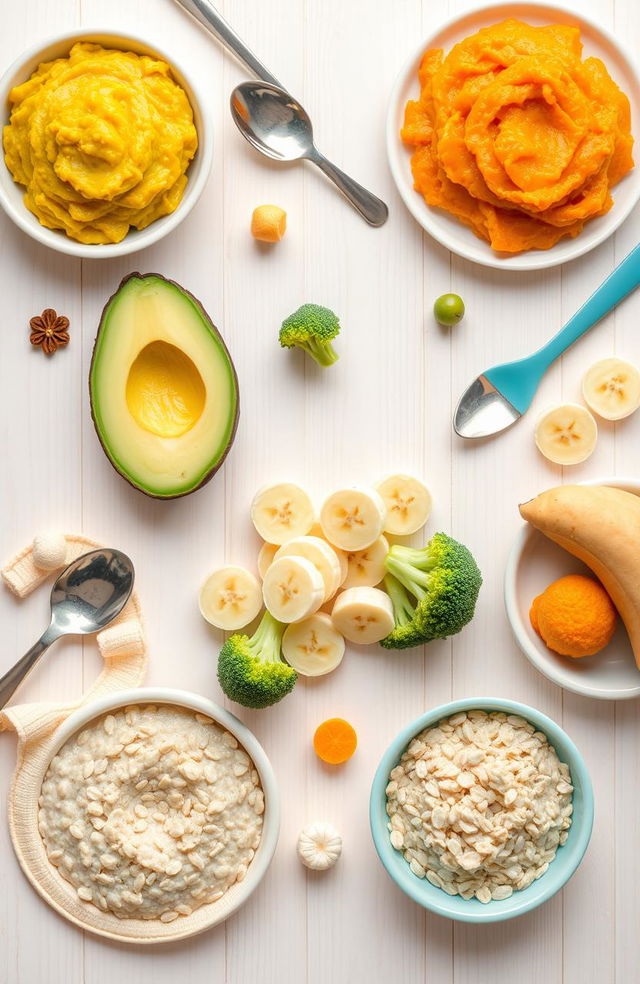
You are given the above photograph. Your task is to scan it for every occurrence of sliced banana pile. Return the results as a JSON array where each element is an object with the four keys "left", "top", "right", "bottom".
[{"left": 199, "top": 474, "right": 432, "bottom": 677}]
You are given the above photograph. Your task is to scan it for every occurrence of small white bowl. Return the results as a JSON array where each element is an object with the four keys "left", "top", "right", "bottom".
[
  {"left": 387, "top": 2, "right": 640, "bottom": 271},
  {"left": 505, "top": 477, "right": 640, "bottom": 700},
  {"left": 16, "top": 688, "right": 279, "bottom": 943},
  {"left": 0, "top": 30, "right": 213, "bottom": 258}
]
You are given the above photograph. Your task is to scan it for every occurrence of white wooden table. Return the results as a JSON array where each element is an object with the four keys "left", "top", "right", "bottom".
[{"left": 1, "top": 0, "right": 639, "bottom": 981}]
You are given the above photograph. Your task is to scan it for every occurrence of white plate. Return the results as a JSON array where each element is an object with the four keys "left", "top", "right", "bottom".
[
  {"left": 505, "top": 478, "right": 640, "bottom": 700},
  {"left": 387, "top": 2, "right": 640, "bottom": 271}
]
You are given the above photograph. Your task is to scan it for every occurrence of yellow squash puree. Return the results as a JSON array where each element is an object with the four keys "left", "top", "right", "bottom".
[
  {"left": 3, "top": 42, "right": 198, "bottom": 244},
  {"left": 402, "top": 20, "right": 634, "bottom": 253}
]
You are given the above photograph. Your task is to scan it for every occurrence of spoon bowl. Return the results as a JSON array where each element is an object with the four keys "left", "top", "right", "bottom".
[
  {"left": 0, "top": 548, "right": 134, "bottom": 708},
  {"left": 230, "top": 81, "right": 388, "bottom": 226},
  {"left": 49, "top": 549, "right": 135, "bottom": 636},
  {"left": 231, "top": 84, "right": 313, "bottom": 162}
]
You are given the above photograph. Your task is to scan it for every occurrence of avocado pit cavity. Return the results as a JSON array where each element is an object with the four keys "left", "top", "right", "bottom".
[{"left": 125, "top": 340, "right": 206, "bottom": 438}]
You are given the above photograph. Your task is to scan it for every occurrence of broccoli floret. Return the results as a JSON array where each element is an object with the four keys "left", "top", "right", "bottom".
[
  {"left": 380, "top": 533, "right": 482, "bottom": 650},
  {"left": 217, "top": 611, "right": 296, "bottom": 708},
  {"left": 279, "top": 303, "right": 340, "bottom": 367}
]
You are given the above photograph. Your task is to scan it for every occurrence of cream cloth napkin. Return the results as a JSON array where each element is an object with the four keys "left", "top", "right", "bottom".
[{"left": 0, "top": 535, "right": 158, "bottom": 941}]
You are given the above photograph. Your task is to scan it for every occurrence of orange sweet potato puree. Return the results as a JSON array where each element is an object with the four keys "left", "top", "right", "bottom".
[{"left": 402, "top": 20, "right": 634, "bottom": 253}]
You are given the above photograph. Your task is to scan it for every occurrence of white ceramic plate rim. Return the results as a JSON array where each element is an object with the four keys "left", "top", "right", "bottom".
[
  {"left": 0, "top": 28, "right": 213, "bottom": 259},
  {"left": 386, "top": 1, "right": 640, "bottom": 271},
  {"left": 505, "top": 476, "right": 640, "bottom": 699},
  {"left": 20, "top": 687, "right": 280, "bottom": 943}
]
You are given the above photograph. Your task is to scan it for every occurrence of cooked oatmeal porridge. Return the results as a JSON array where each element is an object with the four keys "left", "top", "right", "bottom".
[{"left": 38, "top": 704, "right": 264, "bottom": 922}]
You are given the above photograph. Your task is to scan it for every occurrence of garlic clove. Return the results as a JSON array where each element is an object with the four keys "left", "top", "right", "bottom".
[{"left": 297, "top": 821, "right": 342, "bottom": 871}]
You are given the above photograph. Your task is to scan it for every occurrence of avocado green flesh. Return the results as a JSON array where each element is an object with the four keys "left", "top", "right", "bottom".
[{"left": 90, "top": 274, "right": 238, "bottom": 498}]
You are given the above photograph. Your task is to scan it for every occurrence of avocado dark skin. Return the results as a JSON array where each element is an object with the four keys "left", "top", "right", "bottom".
[{"left": 89, "top": 272, "right": 240, "bottom": 500}]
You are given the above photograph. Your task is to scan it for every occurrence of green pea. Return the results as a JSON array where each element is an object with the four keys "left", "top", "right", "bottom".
[{"left": 433, "top": 293, "right": 465, "bottom": 327}]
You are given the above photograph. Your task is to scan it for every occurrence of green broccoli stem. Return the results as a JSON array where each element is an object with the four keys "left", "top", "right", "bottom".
[
  {"left": 302, "top": 337, "right": 339, "bottom": 367},
  {"left": 383, "top": 573, "right": 416, "bottom": 627},
  {"left": 247, "top": 610, "right": 286, "bottom": 663},
  {"left": 390, "top": 544, "right": 438, "bottom": 572},
  {"left": 385, "top": 552, "right": 431, "bottom": 602}
]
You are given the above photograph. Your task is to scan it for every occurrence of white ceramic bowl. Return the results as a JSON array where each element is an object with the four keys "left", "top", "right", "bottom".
[
  {"left": 0, "top": 30, "right": 213, "bottom": 258},
  {"left": 21, "top": 688, "right": 279, "bottom": 943},
  {"left": 387, "top": 2, "right": 640, "bottom": 271},
  {"left": 505, "top": 477, "right": 640, "bottom": 699}
]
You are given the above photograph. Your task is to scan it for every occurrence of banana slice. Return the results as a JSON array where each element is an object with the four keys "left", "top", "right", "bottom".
[
  {"left": 275, "top": 536, "right": 342, "bottom": 601},
  {"left": 343, "top": 535, "right": 389, "bottom": 589},
  {"left": 282, "top": 613, "right": 345, "bottom": 676},
  {"left": 251, "top": 483, "right": 315, "bottom": 545},
  {"left": 257, "top": 542, "right": 278, "bottom": 579},
  {"left": 535, "top": 404, "right": 598, "bottom": 465},
  {"left": 262, "top": 555, "right": 324, "bottom": 623},
  {"left": 309, "top": 523, "right": 348, "bottom": 584},
  {"left": 582, "top": 357, "right": 640, "bottom": 420},
  {"left": 199, "top": 566, "right": 263, "bottom": 631},
  {"left": 331, "top": 586, "right": 394, "bottom": 644},
  {"left": 320, "top": 487, "right": 386, "bottom": 552},
  {"left": 376, "top": 475, "right": 432, "bottom": 535}
]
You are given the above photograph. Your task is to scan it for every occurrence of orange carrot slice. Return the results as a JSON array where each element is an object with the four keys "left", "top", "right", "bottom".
[{"left": 313, "top": 718, "right": 357, "bottom": 765}]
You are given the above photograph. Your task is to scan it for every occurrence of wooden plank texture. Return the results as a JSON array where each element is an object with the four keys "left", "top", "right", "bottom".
[{"left": 0, "top": 0, "right": 639, "bottom": 981}]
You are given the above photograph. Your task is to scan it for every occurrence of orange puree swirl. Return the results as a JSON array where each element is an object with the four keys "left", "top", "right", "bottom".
[{"left": 402, "top": 20, "right": 634, "bottom": 253}]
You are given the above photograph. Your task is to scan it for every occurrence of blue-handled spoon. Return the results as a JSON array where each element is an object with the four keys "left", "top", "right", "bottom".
[{"left": 454, "top": 242, "right": 640, "bottom": 438}]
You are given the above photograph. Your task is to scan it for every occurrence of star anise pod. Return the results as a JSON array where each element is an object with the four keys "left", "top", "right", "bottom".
[{"left": 29, "top": 308, "right": 70, "bottom": 355}]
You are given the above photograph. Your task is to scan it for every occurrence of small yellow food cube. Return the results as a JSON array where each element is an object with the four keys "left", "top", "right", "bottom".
[{"left": 251, "top": 204, "right": 287, "bottom": 243}]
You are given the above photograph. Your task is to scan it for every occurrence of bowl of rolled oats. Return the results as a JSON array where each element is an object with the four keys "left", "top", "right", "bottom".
[
  {"left": 30, "top": 688, "right": 280, "bottom": 942},
  {"left": 369, "top": 698, "right": 593, "bottom": 922}
]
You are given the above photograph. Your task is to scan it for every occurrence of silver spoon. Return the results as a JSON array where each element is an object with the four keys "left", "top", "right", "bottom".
[
  {"left": 172, "top": 0, "right": 388, "bottom": 226},
  {"left": 0, "top": 549, "right": 134, "bottom": 709},
  {"left": 230, "top": 82, "right": 388, "bottom": 227}
]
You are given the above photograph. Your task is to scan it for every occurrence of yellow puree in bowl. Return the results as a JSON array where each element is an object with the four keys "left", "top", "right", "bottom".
[{"left": 3, "top": 42, "right": 198, "bottom": 244}]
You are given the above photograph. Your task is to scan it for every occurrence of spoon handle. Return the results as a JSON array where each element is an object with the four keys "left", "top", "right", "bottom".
[
  {"left": 308, "top": 150, "right": 389, "bottom": 227},
  {"left": 532, "top": 241, "right": 640, "bottom": 368},
  {"left": 0, "top": 630, "right": 56, "bottom": 709},
  {"left": 173, "top": 0, "right": 283, "bottom": 87}
]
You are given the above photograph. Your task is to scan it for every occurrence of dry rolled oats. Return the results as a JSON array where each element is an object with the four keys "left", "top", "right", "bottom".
[{"left": 386, "top": 710, "right": 573, "bottom": 904}]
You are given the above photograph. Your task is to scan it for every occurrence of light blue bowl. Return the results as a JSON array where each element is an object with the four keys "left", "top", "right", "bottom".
[{"left": 370, "top": 698, "right": 594, "bottom": 923}]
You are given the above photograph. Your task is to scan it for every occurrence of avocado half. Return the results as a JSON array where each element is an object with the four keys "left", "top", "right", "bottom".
[{"left": 90, "top": 272, "right": 239, "bottom": 499}]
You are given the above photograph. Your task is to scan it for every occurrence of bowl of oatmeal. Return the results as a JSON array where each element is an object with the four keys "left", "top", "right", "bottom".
[
  {"left": 369, "top": 698, "right": 593, "bottom": 922},
  {"left": 28, "top": 688, "right": 278, "bottom": 943}
]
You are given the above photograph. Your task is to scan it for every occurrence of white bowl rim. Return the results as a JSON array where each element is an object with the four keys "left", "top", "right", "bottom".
[
  {"left": 19, "top": 686, "right": 280, "bottom": 943},
  {"left": 0, "top": 28, "right": 213, "bottom": 259},
  {"left": 505, "top": 475, "right": 640, "bottom": 699},
  {"left": 386, "top": 0, "right": 640, "bottom": 272},
  {"left": 369, "top": 696, "right": 594, "bottom": 923}
]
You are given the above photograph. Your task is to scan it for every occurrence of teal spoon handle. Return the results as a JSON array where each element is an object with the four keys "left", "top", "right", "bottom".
[{"left": 485, "top": 242, "right": 640, "bottom": 414}]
